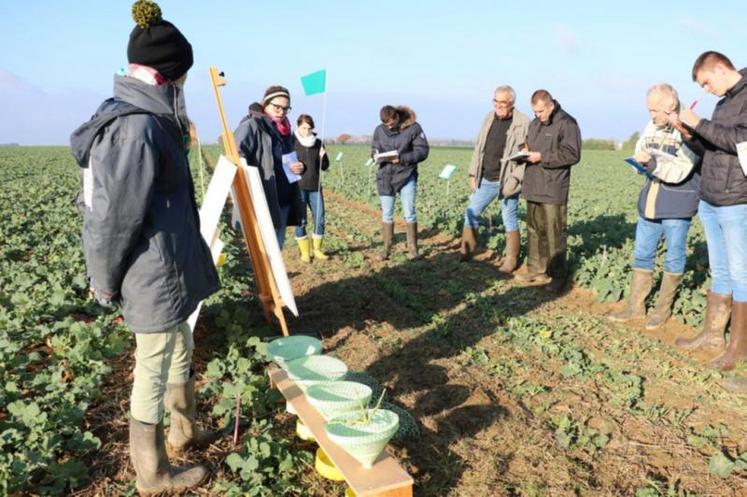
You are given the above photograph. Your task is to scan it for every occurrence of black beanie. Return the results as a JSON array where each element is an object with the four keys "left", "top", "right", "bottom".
[{"left": 127, "top": 0, "right": 193, "bottom": 82}]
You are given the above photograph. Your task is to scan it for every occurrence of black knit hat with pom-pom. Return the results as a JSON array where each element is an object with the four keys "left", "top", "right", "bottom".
[{"left": 127, "top": 0, "right": 193, "bottom": 81}]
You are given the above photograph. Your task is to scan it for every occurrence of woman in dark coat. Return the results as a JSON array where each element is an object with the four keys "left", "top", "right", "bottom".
[
  {"left": 371, "top": 105, "right": 429, "bottom": 259},
  {"left": 233, "top": 85, "right": 305, "bottom": 248},
  {"left": 294, "top": 114, "right": 330, "bottom": 262}
]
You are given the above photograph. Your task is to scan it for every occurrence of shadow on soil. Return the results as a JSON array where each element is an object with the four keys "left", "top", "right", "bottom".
[{"left": 288, "top": 250, "right": 563, "bottom": 494}]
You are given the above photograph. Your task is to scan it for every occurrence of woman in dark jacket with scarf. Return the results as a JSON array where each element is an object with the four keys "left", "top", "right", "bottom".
[
  {"left": 294, "top": 114, "right": 330, "bottom": 262},
  {"left": 234, "top": 85, "right": 305, "bottom": 248},
  {"left": 371, "top": 105, "right": 429, "bottom": 259}
]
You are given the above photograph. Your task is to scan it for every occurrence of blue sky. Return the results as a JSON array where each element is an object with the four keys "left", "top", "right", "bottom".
[{"left": 0, "top": 0, "right": 744, "bottom": 145}]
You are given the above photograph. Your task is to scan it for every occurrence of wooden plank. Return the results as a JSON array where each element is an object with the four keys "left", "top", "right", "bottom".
[{"left": 268, "top": 366, "right": 413, "bottom": 497}]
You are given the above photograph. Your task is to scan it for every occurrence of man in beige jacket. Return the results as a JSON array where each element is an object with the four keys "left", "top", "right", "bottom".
[{"left": 460, "top": 85, "right": 530, "bottom": 273}]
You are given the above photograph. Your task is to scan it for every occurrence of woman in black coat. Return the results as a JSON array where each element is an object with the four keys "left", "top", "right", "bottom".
[
  {"left": 294, "top": 114, "right": 330, "bottom": 262},
  {"left": 233, "top": 85, "right": 305, "bottom": 248}
]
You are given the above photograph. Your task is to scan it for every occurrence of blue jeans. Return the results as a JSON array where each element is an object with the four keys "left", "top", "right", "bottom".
[
  {"left": 464, "top": 178, "right": 519, "bottom": 232},
  {"left": 275, "top": 204, "right": 291, "bottom": 249},
  {"left": 699, "top": 200, "right": 747, "bottom": 301},
  {"left": 380, "top": 175, "right": 417, "bottom": 223},
  {"left": 295, "top": 189, "right": 325, "bottom": 238},
  {"left": 633, "top": 216, "right": 691, "bottom": 273}
]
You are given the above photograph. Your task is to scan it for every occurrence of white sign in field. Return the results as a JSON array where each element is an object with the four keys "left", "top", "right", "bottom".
[
  {"left": 188, "top": 155, "right": 237, "bottom": 333},
  {"left": 439, "top": 164, "right": 457, "bottom": 180}
]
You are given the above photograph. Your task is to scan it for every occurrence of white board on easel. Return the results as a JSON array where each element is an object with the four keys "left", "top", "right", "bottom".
[
  {"left": 199, "top": 156, "right": 237, "bottom": 244},
  {"left": 187, "top": 236, "right": 225, "bottom": 332},
  {"left": 240, "top": 159, "right": 298, "bottom": 317},
  {"left": 187, "top": 155, "right": 237, "bottom": 333}
]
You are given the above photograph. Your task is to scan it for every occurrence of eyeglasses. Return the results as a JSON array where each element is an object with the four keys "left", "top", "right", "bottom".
[
  {"left": 269, "top": 102, "right": 291, "bottom": 113},
  {"left": 648, "top": 108, "right": 673, "bottom": 115},
  {"left": 493, "top": 99, "right": 513, "bottom": 106}
]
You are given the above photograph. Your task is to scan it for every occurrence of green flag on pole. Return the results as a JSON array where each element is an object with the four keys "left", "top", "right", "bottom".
[{"left": 301, "top": 69, "right": 327, "bottom": 96}]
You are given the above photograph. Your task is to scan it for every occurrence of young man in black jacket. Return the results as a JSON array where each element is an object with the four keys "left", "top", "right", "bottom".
[
  {"left": 515, "top": 90, "right": 582, "bottom": 293},
  {"left": 672, "top": 51, "right": 747, "bottom": 372}
]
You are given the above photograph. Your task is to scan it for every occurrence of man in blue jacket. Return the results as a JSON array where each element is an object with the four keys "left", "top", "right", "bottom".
[{"left": 70, "top": 1, "right": 219, "bottom": 493}]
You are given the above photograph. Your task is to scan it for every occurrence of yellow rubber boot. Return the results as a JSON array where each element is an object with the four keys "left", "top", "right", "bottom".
[
  {"left": 297, "top": 237, "right": 312, "bottom": 263},
  {"left": 312, "top": 236, "right": 328, "bottom": 260}
]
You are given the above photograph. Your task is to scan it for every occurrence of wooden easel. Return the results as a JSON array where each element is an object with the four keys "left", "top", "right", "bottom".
[{"left": 209, "top": 67, "right": 290, "bottom": 336}]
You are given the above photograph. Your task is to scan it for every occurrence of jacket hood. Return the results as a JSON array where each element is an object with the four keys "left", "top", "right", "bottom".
[
  {"left": 397, "top": 106, "right": 417, "bottom": 129},
  {"left": 241, "top": 103, "right": 281, "bottom": 137},
  {"left": 380, "top": 106, "right": 418, "bottom": 137},
  {"left": 112, "top": 75, "right": 186, "bottom": 116},
  {"left": 727, "top": 68, "right": 747, "bottom": 98},
  {"left": 238, "top": 103, "right": 262, "bottom": 127},
  {"left": 242, "top": 102, "right": 273, "bottom": 126},
  {"left": 248, "top": 102, "right": 264, "bottom": 117},
  {"left": 70, "top": 99, "right": 131, "bottom": 167},
  {"left": 70, "top": 75, "right": 189, "bottom": 168}
]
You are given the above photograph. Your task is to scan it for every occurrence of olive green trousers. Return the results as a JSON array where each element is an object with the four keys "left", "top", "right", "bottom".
[
  {"left": 130, "top": 322, "right": 193, "bottom": 424},
  {"left": 526, "top": 201, "right": 568, "bottom": 280}
]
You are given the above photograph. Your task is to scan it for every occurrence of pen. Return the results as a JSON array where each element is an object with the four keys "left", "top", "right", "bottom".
[{"left": 689, "top": 100, "right": 698, "bottom": 110}]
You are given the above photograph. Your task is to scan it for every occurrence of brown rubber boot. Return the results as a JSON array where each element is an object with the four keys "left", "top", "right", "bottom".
[
  {"left": 513, "top": 265, "right": 551, "bottom": 285},
  {"left": 130, "top": 418, "right": 207, "bottom": 496},
  {"left": 459, "top": 225, "right": 478, "bottom": 262},
  {"left": 165, "top": 375, "right": 216, "bottom": 453},
  {"left": 645, "top": 272, "right": 683, "bottom": 330},
  {"left": 675, "top": 291, "right": 731, "bottom": 351},
  {"left": 406, "top": 222, "right": 418, "bottom": 260},
  {"left": 380, "top": 222, "right": 394, "bottom": 260},
  {"left": 710, "top": 301, "right": 747, "bottom": 371},
  {"left": 722, "top": 375, "right": 747, "bottom": 394},
  {"left": 607, "top": 268, "right": 653, "bottom": 322},
  {"left": 498, "top": 230, "right": 520, "bottom": 274}
]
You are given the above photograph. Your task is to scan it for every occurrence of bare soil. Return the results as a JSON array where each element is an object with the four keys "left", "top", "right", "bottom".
[{"left": 75, "top": 191, "right": 747, "bottom": 497}]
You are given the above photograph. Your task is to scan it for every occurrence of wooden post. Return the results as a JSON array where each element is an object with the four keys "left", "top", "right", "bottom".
[{"left": 209, "top": 67, "right": 290, "bottom": 336}]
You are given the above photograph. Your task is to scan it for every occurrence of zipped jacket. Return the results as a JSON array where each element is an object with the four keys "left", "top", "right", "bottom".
[
  {"left": 468, "top": 110, "right": 530, "bottom": 197},
  {"left": 522, "top": 101, "right": 582, "bottom": 204},
  {"left": 70, "top": 75, "right": 219, "bottom": 333},
  {"left": 694, "top": 68, "right": 747, "bottom": 206}
]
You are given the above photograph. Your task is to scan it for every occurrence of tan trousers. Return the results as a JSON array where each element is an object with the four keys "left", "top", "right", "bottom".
[{"left": 130, "top": 322, "right": 193, "bottom": 424}]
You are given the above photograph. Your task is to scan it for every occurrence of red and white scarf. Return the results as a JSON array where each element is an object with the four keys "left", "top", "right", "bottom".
[
  {"left": 127, "top": 63, "right": 167, "bottom": 86},
  {"left": 268, "top": 115, "right": 291, "bottom": 137}
]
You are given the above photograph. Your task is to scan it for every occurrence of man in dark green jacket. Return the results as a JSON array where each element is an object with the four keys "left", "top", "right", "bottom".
[{"left": 515, "top": 90, "right": 582, "bottom": 292}]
